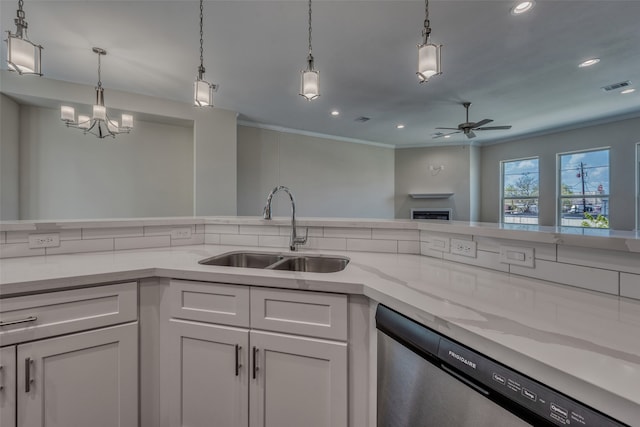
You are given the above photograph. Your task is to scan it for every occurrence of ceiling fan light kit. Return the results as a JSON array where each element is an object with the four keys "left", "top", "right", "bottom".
[
  {"left": 60, "top": 47, "right": 134, "bottom": 139},
  {"left": 5, "top": 0, "right": 43, "bottom": 76},
  {"left": 300, "top": 0, "right": 320, "bottom": 100},
  {"left": 417, "top": 0, "right": 442, "bottom": 83}
]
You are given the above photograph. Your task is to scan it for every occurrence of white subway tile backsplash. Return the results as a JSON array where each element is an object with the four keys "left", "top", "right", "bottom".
[
  {"left": 0, "top": 232, "right": 5, "bottom": 244},
  {"left": 0, "top": 243, "right": 45, "bottom": 258},
  {"left": 144, "top": 225, "right": 196, "bottom": 237},
  {"left": 558, "top": 246, "right": 640, "bottom": 275},
  {"left": 421, "top": 242, "right": 443, "bottom": 259},
  {"left": 475, "top": 237, "right": 556, "bottom": 261},
  {"left": 239, "top": 225, "right": 280, "bottom": 236},
  {"left": 324, "top": 227, "right": 372, "bottom": 239},
  {"left": 83, "top": 227, "right": 143, "bottom": 239},
  {"left": 279, "top": 226, "right": 323, "bottom": 237},
  {"left": 372, "top": 228, "right": 419, "bottom": 241},
  {"left": 6, "top": 229, "right": 81, "bottom": 244},
  {"left": 46, "top": 238, "right": 114, "bottom": 255},
  {"left": 196, "top": 224, "right": 205, "bottom": 234},
  {"left": 443, "top": 250, "right": 510, "bottom": 273},
  {"left": 420, "top": 231, "right": 471, "bottom": 243},
  {"left": 205, "top": 234, "right": 221, "bottom": 245},
  {"left": 258, "top": 235, "right": 290, "bottom": 248},
  {"left": 171, "top": 234, "right": 205, "bottom": 246},
  {"left": 115, "top": 236, "right": 170, "bottom": 250},
  {"left": 620, "top": 273, "right": 640, "bottom": 300},
  {"left": 220, "top": 234, "right": 259, "bottom": 246},
  {"left": 305, "top": 237, "right": 347, "bottom": 251},
  {"left": 347, "top": 238, "right": 397, "bottom": 253},
  {"left": 510, "top": 259, "right": 619, "bottom": 295},
  {"left": 398, "top": 241, "right": 420, "bottom": 254},
  {"left": 205, "top": 224, "right": 239, "bottom": 234}
]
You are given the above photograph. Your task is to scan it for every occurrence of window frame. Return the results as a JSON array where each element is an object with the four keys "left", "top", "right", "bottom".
[
  {"left": 556, "top": 147, "right": 610, "bottom": 228},
  {"left": 500, "top": 156, "right": 540, "bottom": 225}
]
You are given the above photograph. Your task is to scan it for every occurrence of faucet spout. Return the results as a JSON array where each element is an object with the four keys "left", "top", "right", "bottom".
[{"left": 262, "top": 186, "right": 308, "bottom": 251}]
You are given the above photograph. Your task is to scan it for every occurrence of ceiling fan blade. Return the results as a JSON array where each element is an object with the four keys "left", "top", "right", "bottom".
[
  {"left": 435, "top": 127, "right": 459, "bottom": 130},
  {"left": 476, "top": 125, "right": 512, "bottom": 130},
  {"left": 433, "top": 131, "right": 461, "bottom": 139},
  {"left": 466, "top": 130, "right": 476, "bottom": 139},
  {"left": 472, "top": 119, "right": 493, "bottom": 128}
]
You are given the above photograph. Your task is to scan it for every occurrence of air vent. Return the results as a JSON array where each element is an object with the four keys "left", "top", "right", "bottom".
[
  {"left": 354, "top": 116, "right": 370, "bottom": 123},
  {"left": 602, "top": 81, "right": 631, "bottom": 92}
]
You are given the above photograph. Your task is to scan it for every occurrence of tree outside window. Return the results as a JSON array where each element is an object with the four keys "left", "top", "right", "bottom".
[
  {"left": 502, "top": 158, "right": 539, "bottom": 224},
  {"left": 558, "top": 148, "right": 610, "bottom": 228}
]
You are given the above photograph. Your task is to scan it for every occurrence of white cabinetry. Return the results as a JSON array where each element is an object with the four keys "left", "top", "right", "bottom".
[
  {"left": 0, "top": 282, "right": 138, "bottom": 427},
  {"left": 163, "top": 280, "right": 348, "bottom": 427}
]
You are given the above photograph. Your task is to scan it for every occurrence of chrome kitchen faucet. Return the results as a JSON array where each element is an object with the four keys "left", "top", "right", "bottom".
[{"left": 263, "top": 186, "right": 308, "bottom": 251}]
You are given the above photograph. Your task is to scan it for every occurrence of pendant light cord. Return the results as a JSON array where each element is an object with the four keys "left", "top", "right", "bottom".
[
  {"left": 97, "top": 51, "right": 102, "bottom": 89},
  {"left": 422, "top": 0, "right": 431, "bottom": 43},
  {"left": 307, "top": 0, "right": 314, "bottom": 68},
  {"left": 14, "top": 0, "right": 27, "bottom": 36},
  {"left": 198, "top": 0, "right": 205, "bottom": 77}
]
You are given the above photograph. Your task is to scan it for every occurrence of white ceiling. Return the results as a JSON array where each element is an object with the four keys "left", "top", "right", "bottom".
[{"left": 1, "top": 0, "right": 639, "bottom": 147}]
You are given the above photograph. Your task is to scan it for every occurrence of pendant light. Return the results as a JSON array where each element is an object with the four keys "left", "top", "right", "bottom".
[
  {"left": 5, "top": 0, "right": 43, "bottom": 75},
  {"left": 417, "top": 0, "right": 442, "bottom": 83},
  {"left": 194, "top": 0, "right": 217, "bottom": 107},
  {"left": 60, "top": 47, "right": 133, "bottom": 139},
  {"left": 299, "top": 0, "right": 319, "bottom": 100}
]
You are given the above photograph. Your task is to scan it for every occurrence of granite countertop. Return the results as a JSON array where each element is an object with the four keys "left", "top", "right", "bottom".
[{"left": 1, "top": 244, "right": 639, "bottom": 425}]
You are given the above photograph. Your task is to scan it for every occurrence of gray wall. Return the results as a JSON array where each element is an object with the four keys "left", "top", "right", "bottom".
[
  {"left": 0, "top": 95, "right": 20, "bottom": 220},
  {"left": 480, "top": 117, "right": 640, "bottom": 230},
  {"left": 19, "top": 105, "right": 194, "bottom": 219},
  {"left": 395, "top": 145, "right": 475, "bottom": 220},
  {"left": 237, "top": 126, "right": 395, "bottom": 218},
  {"left": 1, "top": 71, "right": 238, "bottom": 219}
]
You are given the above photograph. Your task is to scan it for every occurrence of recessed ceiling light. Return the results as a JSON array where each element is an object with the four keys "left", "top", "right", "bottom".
[
  {"left": 396, "top": 124, "right": 405, "bottom": 129},
  {"left": 578, "top": 58, "right": 600, "bottom": 68},
  {"left": 621, "top": 88, "right": 636, "bottom": 94},
  {"left": 444, "top": 135, "right": 451, "bottom": 138},
  {"left": 330, "top": 110, "right": 340, "bottom": 116},
  {"left": 511, "top": 1, "right": 534, "bottom": 15}
]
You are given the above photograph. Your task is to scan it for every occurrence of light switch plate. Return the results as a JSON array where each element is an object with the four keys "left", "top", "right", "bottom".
[
  {"left": 28, "top": 233, "right": 60, "bottom": 248},
  {"left": 499, "top": 245, "right": 535, "bottom": 268},
  {"left": 450, "top": 239, "right": 477, "bottom": 258},
  {"left": 171, "top": 227, "right": 193, "bottom": 239},
  {"left": 428, "top": 237, "right": 450, "bottom": 253}
]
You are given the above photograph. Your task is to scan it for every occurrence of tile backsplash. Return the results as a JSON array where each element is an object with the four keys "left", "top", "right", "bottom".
[{"left": 1, "top": 219, "right": 638, "bottom": 301}]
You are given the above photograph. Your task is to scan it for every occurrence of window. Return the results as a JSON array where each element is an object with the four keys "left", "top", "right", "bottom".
[
  {"left": 558, "top": 148, "right": 610, "bottom": 228},
  {"left": 501, "top": 158, "right": 539, "bottom": 224}
]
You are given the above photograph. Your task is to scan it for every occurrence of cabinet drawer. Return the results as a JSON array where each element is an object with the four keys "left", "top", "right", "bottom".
[
  {"left": 250, "top": 288, "right": 347, "bottom": 341},
  {"left": 0, "top": 282, "right": 137, "bottom": 346},
  {"left": 169, "top": 280, "right": 250, "bottom": 327}
]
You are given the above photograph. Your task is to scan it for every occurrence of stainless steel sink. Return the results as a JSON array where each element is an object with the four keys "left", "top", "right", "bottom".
[
  {"left": 268, "top": 256, "right": 350, "bottom": 273},
  {"left": 198, "top": 251, "right": 284, "bottom": 268},
  {"left": 198, "top": 251, "right": 349, "bottom": 273}
]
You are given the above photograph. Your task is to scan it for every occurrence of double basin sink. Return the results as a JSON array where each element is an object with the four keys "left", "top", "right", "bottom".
[{"left": 199, "top": 251, "right": 349, "bottom": 273}]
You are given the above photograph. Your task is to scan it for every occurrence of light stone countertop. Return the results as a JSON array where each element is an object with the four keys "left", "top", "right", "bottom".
[{"left": 1, "top": 244, "right": 639, "bottom": 425}]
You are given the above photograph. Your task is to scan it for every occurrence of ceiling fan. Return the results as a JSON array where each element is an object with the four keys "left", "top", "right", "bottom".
[{"left": 434, "top": 102, "right": 512, "bottom": 139}]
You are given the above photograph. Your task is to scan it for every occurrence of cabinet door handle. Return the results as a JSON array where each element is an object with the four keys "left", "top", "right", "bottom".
[
  {"left": 25, "top": 358, "right": 34, "bottom": 393},
  {"left": 235, "top": 345, "right": 242, "bottom": 376},
  {"left": 0, "top": 316, "right": 37, "bottom": 327},
  {"left": 252, "top": 347, "right": 259, "bottom": 380}
]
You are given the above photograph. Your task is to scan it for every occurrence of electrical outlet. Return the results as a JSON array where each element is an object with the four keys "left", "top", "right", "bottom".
[
  {"left": 499, "top": 245, "right": 535, "bottom": 268},
  {"left": 171, "top": 227, "right": 192, "bottom": 239},
  {"left": 450, "top": 239, "right": 477, "bottom": 258},
  {"left": 428, "top": 236, "right": 450, "bottom": 253},
  {"left": 28, "top": 233, "right": 60, "bottom": 249}
]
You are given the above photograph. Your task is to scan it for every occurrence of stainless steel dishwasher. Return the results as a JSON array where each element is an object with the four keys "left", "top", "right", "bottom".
[{"left": 376, "top": 304, "right": 627, "bottom": 427}]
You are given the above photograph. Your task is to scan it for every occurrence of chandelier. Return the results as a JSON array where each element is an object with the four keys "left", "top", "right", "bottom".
[
  {"left": 417, "top": 0, "right": 442, "bottom": 83},
  {"left": 299, "top": 0, "right": 319, "bottom": 100},
  {"left": 5, "top": 0, "right": 43, "bottom": 75},
  {"left": 60, "top": 47, "right": 133, "bottom": 139},
  {"left": 194, "top": 0, "right": 217, "bottom": 107}
]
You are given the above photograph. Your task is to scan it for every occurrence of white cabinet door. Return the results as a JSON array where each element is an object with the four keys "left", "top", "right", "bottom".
[
  {"left": 249, "top": 330, "right": 348, "bottom": 427},
  {"left": 166, "top": 319, "right": 249, "bottom": 427},
  {"left": 17, "top": 322, "right": 138, "bottom": 427},
  {"left": 0, "top": 346, "right": 16, "bottom": 427}
]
